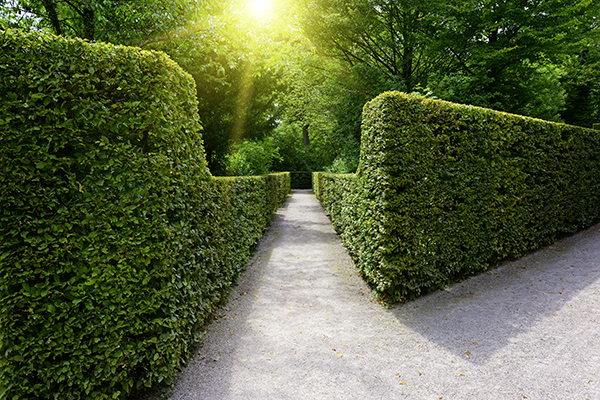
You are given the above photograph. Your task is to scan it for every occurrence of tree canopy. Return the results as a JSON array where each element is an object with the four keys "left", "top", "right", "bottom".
[{"left": 2, "top": 0, "right": 599, "bottom": 173}]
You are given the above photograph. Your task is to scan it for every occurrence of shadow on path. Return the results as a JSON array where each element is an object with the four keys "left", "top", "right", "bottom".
[
  {"left": 148, "top": 190, "right": 600, "bottom": 400},
  {"left": 393, "top": 227, "right": 600, "bottom": 366}
]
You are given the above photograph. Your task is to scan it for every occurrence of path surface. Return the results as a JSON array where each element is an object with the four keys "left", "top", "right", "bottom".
[{"left": 154, "top": 190, "right": 600, "bottom": 399}]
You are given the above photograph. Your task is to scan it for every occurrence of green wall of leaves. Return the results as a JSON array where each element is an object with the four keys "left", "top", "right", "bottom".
[
  {"left": 0, "top": 30, "right": 289, "bottom": 399},
  {"left": 315, "top": 92, "right": 600, "bottom": 302}
]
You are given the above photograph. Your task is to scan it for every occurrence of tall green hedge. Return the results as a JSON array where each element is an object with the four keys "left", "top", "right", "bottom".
[
  {"left": 315, "top": 91, "right": 600, "bottom": 301},
  {"left": 0, "top": 29, "right": 289, "bottom": 399}
]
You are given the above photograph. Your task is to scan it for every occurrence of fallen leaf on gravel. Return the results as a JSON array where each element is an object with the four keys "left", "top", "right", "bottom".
[
  {"left": 399, "top": 382, "right": 407, "bottom": 385},
  {"left": 214, "top": 357, "right": 220, "bottom": 362},
  {"left": 470, "top": 342, "right": 480, "bottom": 345}
]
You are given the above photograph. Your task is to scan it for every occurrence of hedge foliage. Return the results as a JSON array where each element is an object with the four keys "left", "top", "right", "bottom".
[
  {"left": 315, "top": 91, "right": 600, "bottom": 301},
  {"left": 0, "top": 29, "right": 289, "bottom": 399}
]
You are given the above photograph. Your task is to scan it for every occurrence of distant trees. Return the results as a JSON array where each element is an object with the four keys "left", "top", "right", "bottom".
[
  {"left": 429, "top": 0, "right": 599, "bottom": 121},
  {"left": 2, "top": 0, "right": 599, "bottom": 174},
  {"left": 0, "top": 0, "right": 201, "bottom": 45}
]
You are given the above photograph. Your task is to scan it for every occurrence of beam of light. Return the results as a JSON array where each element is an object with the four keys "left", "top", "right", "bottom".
[{"left": 250, "top": 0, "right": 272, "bottom": 15}]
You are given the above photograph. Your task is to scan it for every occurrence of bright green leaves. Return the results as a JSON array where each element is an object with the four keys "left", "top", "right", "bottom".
[
  {"left": 316, "top": 92, "right": 600, "bottom": 302},
  {"left": 0, "top": 0, "right": 203, "bottom": 46},
  {"left": 0, "top": 30, "right": 289, "bottom": 400}
]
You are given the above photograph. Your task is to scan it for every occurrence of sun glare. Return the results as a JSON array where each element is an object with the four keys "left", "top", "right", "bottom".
[{"left": 250, "top": 0, "right": 272, "bottom": 15}]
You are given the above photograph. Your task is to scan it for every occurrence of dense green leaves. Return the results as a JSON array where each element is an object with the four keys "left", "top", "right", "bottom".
[
  {"left": 426, "top": 0, "right": 596, "bottom": 119},
  {"left": 0, "top": 30, "right": 289, "bottom": 399},
  {"left": 0, "top": 0, "right": 203, "bottom": 45},
  {"left": 299, "top": 0, "right": 452, "bottom": 92},
  {"left": 293, "top": 0, "right": 600, "bottom": 166},
  {"left": 145, "top": 2, "right": 287, "bottom": 173},
  {"left": 315, "top": 92, "right": 600, "bottom": 301},
  {"left": 224, "top": 138, "right": 281, "bottom": 176}
]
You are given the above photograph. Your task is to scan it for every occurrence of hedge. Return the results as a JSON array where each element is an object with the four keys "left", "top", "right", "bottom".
[
  {"left": 0, "top": 29, "right": 289, "bottom": 399},
  {"left": 314, "top": 91, "right": 600, "bottom": 301}
]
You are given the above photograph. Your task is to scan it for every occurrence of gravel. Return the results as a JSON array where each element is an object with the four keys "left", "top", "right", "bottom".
[{"left": 147, "top": 189, "right": 600, "bottom": 400}]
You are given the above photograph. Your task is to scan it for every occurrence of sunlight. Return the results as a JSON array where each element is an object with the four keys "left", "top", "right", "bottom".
[{"left": 250, "top": 0, "right": 272, "bottom": 16}]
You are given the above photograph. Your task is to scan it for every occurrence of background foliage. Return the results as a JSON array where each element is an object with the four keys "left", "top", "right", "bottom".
[{"left": 3, "top": 0, "right": 598, "bottom": 173}]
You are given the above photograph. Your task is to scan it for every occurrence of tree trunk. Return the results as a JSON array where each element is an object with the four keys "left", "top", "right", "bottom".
[
  {"left": 303, "top": 124, "right": 310, "bottom": 147},
  {"left": 41, "top": 0, "right": 63, "bottom": 36},
  {"left": 82, "top": 7, "right": 95, "bottom": 40}
]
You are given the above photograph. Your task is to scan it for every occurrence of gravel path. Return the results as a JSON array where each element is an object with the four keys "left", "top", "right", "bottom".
[{"left": 153, "top": 189, "right": 600, "bottom": 400}]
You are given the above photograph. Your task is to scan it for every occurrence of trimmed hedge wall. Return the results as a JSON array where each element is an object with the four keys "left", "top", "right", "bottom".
[
  {"left": 0, "top": 30, "right": 289, "bottom": 399},
  {"left": 315, "top": 91, "right": 600, "bottom": 301}
]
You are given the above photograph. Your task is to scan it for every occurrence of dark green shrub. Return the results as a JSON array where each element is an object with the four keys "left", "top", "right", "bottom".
[
  {"left": 315, "top": 92, "right": 600, "bottom": 301},
  {"left": 0, "top": 30, "right": 288, "bottom": 399},
  {"left": 290, "top": 171, "right": 312, "bottom": 189},
  {"left": 593, "top": 123, "right": 600, "bottom": 130}
]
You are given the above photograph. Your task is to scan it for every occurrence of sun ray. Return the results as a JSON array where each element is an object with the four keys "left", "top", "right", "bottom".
[{"left": 250, "top": 0, "right": 272, "bottom": 15}]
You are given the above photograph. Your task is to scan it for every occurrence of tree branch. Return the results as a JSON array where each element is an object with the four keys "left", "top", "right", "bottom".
[{"left": 448, "top": 47, "right": 475, "bottom": 76}]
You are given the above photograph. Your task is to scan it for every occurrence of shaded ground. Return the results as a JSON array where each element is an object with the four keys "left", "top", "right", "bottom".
[{"left": 149, "top": 189, "right": 600, "bottom": 399}]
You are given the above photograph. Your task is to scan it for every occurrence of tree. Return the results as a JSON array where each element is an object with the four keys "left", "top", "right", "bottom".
[
  {"left": 430, "top": 0, "right": 599, "bottom": 119},
  {"left": 298, "top": 0, "right": 453, "bottom": 93},
  {"left": 146, "top": 1, "right": 288, "bottom": 173},
  {"left": 224, "top": 137, "right": 281, "bottom": 176},
  {"left": 560, "top": 11, "right": 600, "bottom": 127},
  {"left": 0, "top": 0, "right": 202, "bottom": 45}
]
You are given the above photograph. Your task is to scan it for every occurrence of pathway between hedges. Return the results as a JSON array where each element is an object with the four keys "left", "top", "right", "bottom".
[{"left": 150, "top": 189, "right": 600, "bottom": 400}]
